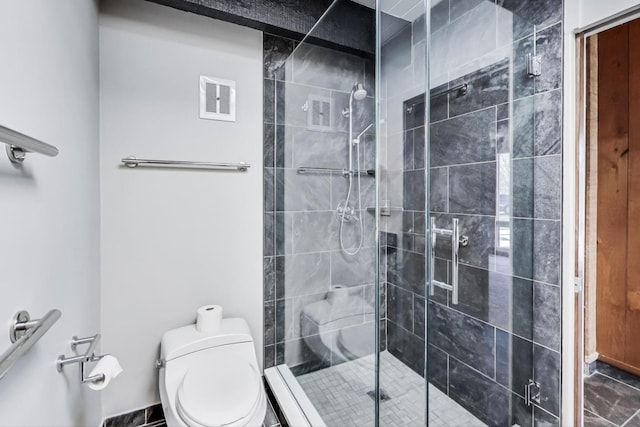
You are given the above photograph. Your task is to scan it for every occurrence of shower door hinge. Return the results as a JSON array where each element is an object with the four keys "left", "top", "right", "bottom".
[
  {"left": 526, "top": 53, "right": 542, "bottom": 77},
  {"left": 525, "top": 379, "right": 541, "bottom": 406},
  {"left": 574, "top": 277, "right": 584, "bottom": 293}
]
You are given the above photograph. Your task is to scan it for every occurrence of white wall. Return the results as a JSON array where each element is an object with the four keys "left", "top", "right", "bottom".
[
  {"left": 0, "top": 1, "right": 101, "bottom": 426},
  {"left": 580, "top": 0, "right": 640, "bottom": 28},
  {"left": 99, "top": 0, "right": 263, "bottom": 418}
]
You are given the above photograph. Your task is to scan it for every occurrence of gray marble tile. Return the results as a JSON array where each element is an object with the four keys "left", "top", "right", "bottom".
[
  {"left": 533, "top": 344, "right": 560, "bottom": 416},
  {"left": 275, "top": 212, "right": 293, "bottom": 256},
  {"left": 292, "top": 43, "right": 365, "bottom": 92},
  {"left": 535, "top": 23, "right": 563, "bottom": 94},
  {"left": 512, "top": 393, "right": 534, "bottom": 427},
  {"left": 585, "top": 373, "right": 640, "bottom": 425},
  {"left": 430, "top": 83, "right": 449, "bottom": 123},
  {"left": 264, "top": 78, "right": 275, "bottom": 124},
  {"left": 413, "top": 294, "right": 425, "bottom": 340},
  {"left": 405, "top": 94, "right": 426, "bottom": 131},
  {"left": 275, "top": 125, "right": 293, "bottom": 168},
  {"left": 449, "top": 161, "right": 497, "bottom": 215},
  {"left": 458, "top": 265, "right": 510, "bottom": 330},
  {"left": 449, "top": 59, "right": 509, "bottom": 117},
  {"left": 497, "top": 103, "right": 509, "bottom": 121},
  {"left": 387, "top": 283, "right": 414, "bottom": 332},
  {"left": 428, "top": 302, "right": 496, "bottom": 377},
  {"left": 403, "top": 170, "right": 426, "bottom": 211},
  {"left": 512, "top": 219, "right": 561, "bottom": 285},
  {"left": 275, "top": 168, "right": 331, "bottom": 212},
  {"left": 534, "top": 406, "right": 560, "bottom": 427},
  {"left": 404, "top": 130, "right": 414, "bottom": 170},
  {"left": 584, "top": 410, "right": 617, "bottom": 427},
  {"left": 625, "top": 411, "right": 640, "bottom": 427},
  {"left": 264, "top": 301, "right": 276, "bottom": 346},
  {"left": 276, "top": 81, "right": 331, "bottom": 128},
  {"left": 496, "top": 330, "right": 533, "bottom": 394},
  {"left": 430, "top": 0, "right": 449, "bottom": 33},
  {"left": 512, "top": 277, "right": 534, "bottom": 340},
  {"left": 264, "top": 167, "right": 275, "bottom": 212},
  {"left": 433, "top": 214, "right": 495, "bottom": 270},
  {"left": 264, "top": 256, "right": 276, "bottom": 301},
  {"left": 387, "top": 320, "right": 425, "bottom": 377},
  {"left": 431, "top": 107, "right": 497, "bottom": 167},
  {"left": 264, "top": 123, "right": 274, "bottom": 168},
  {"left": 497, "top": 0, "right": 562, "bottom": 40},
  {"left": 428, "top": 344, "right": 448, "bottom": 393},
  {"left": 512, "top": 35, "right": 536, "bottom": 100},
  {"left": 291, "top": 211, "right": 339, "bottom": 254},
  {"left": 386, "top": 249, "right": 426, "bottom": 295},
  {"left": 534, "top": 89, "right": 562, "bottom": 156},
  {"left": 596, "top": 361, "right": 640, "bottom": 391},
  {"left": 103, "top": 409, "right": 145, "bottom": 427},
  {"left": 330, "top": 247, "right": 376, "bottom": 287},
  {"left": 513, "top": 95, "right": 535, "bottom": 158},
  {"left": 533, "top": 282, "right": 560, "bottom": 351},
  {"left": 448, "top": 357, "right": 509, "bottom": 426},
  {"left": 263, "top": 34, "right": 294, "bottom": 80},
  {"left": 497, "top": 119, "right": 510, "bottom": 154},
  {"left": 264, "top": 212, "right": 275, "bottom": 256},
  {"left": 429, "top": 167, "right": 449, "bottom": 212},
  {"left": 276, "top": 253, "right": 331, "bottom": 299}
]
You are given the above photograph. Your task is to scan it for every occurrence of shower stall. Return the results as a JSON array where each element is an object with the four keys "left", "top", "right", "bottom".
[{"left": 263, "top": 0, "right": 564, "bottom": 425}]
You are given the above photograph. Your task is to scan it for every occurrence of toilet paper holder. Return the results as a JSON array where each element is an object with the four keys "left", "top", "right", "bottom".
[{"left": 57, "top": 334, "right": 105, "bottom": 383}]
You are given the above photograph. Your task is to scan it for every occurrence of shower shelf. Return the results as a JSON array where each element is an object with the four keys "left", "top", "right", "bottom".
[{"left": 366, "top": 206, "right": 403, "bottom": 216}]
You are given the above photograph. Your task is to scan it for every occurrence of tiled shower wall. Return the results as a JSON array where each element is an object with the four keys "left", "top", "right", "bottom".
[
  {"left": 263, "top": 32, "right": 378, "bottom": 374},
  {"left": 382, "top": 1, "right": 564, "bottom": 426}
]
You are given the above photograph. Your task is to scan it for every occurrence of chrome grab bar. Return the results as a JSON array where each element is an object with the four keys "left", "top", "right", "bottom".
[
  {"left": 121, "top": 156, "right": 250, "bottom": 171},
  {"left": 1, "top": 124, "right": 59, "bottom": 163},
  {"left": 0, "top": 309, "right": 62, "bottom": 381},
  {"left": 57, "top": 334, "right": 105, "bottom": 383},
  {"left": 430, "top": 217, "right": 469, "bottom": 304}
]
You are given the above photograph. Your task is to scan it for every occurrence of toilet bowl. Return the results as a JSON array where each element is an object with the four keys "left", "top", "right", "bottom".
[
  {"left": 300, "top": 289, "right": 375, "bottom": 365},
  {"left": 159, "top": 318, "right": 266, "bottom": 427}
]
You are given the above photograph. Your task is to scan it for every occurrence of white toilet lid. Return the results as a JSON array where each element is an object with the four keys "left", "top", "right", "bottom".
[{"left": 176, "top": 353, "right": 261, "bottom": 427}]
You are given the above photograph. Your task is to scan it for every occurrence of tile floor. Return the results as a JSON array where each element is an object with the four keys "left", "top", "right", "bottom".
[
  {"left": 296, "top": 351, "right": 485, "bottom": 427},
  {"left": 584, "top": 362, "right": 640, "bottom": 426}
]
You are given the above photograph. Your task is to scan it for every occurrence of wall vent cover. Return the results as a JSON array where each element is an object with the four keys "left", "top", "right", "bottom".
[{"left": 200, "top": 75, "right": 236, "bottom": 122}]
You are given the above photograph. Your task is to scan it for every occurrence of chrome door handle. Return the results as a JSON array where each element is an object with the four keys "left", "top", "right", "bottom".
[{"left": 430, "top": 217, "right": 468, "bottom": 304}]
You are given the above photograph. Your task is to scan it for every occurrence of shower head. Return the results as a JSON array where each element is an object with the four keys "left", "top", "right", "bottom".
[{"left": 351, "top": 83, "right": 367, "bottom": 101}]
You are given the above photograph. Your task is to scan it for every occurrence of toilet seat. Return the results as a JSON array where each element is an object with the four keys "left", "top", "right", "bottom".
[{"left": 176, "top": 353, "right": 262, "bottom": 427}]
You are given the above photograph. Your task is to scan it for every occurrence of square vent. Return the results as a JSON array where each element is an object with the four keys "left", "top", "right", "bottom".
[{"left": 199, "top": 75, "right": 236, "bottom": 122}]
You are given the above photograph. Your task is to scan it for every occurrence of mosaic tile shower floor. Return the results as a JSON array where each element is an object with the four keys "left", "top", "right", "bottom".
[{"left": 296, "top": 351, "right": 485, "bottom": 427}]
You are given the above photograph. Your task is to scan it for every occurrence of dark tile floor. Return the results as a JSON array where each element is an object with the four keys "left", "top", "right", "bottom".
[{"left": 585, "top": 362, "right": 640, "bottom": 426}]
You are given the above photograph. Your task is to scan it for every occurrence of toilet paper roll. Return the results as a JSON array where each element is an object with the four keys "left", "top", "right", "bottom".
[
  {"left": 87, "top": 355, "right": 123, "bottom": 391},
  {"left": 196, "top": 305, "right": 223, "bottom": 333}
]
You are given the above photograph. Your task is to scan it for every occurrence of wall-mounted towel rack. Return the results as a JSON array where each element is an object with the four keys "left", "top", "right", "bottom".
[
  {"left": 121, "top": 156, "right": 249, "bottom": 171},
  {"left": 0, "top": 124, "right": 59, "bottom": 163},
  {"left": 0, "top": 309, "right": 62, "bottom": 381}
]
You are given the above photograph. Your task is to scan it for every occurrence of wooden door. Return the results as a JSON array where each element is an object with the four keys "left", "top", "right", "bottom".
[{"left": 596, "top": 20, "right": 640, "bottom": 376}]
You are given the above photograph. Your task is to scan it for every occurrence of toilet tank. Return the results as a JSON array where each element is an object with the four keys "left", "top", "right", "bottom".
[{"left": 161, "top": 318, "right": 253, "bottom": 362}]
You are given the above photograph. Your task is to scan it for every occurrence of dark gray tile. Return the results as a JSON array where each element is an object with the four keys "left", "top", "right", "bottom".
[
  {"left": 497, "top": 0, "right": 563, "bottom": 40},
  {"left": 449, "top": 59, "right": 509, "bottom": 117},
  {"left": 103, "top": 409, "right": 145, "bottom": 427},
  {"left": 513, "top": 277, "right": 534, "bottom": 340},
  {"left": 387, "top": 320, "right": 425, "bottom": 377},
  {"left": 596, "top": 361, "right": 640, "bottom": 391},
  {"left": 264, "top": 79, "right": 275, "bottom": 124},
  {"left": 145, "top": 403, "right": 164, "bottom": 424},
  {"left": 264, "top": 123, "right": 274, "bottom": 168},
  {"left": 413, "top": 294, "right": 425, "bottom": 340},
  {"left": 403, "top": 170, "right": 425, "bottom": 211},
  {"left": 497, "top": 119, "right": 510, "bottom": 154},
  {"left": 533, "top": 282, "right": 560, "bottom": 351},
  {"left": 264, "top": 344, "right": 275, "bottom": 368},
  {"left": 534, "top": 406, "right": 560, "bottom": 427},
  {"left": 458, "top": 265, "right": 510, "bottom": 330},
  {"left": 535, "top": 23, "right": 563, "bottom": 94},
  {"left": 430, "top": 83, "right": 449, "bottom": 123},
  {"left": 513, "top": 96, "right": 535, "bottom": 158},
  {"left": 263, "top": 34, "right": 294, "bottom": 80},
  {"left": 275, "top": 253, "right": 330, "bottom": 299},
  {"left": 405, "top": 94, "right": 426, "bottom": 130},
  {"left": 512, "top": 219, "right": 561, "bottom": 285},
  {"left": 387, "top": 283, "right": 414, "bottom": 332},
  {"left": 291, "top": 211, "right": 337, "bottom": 253},
  {"left": 275, "top": 125, "right": 293, "bottom": 168},
  {"left": 263, "top": 396, "right": 281, "bottom": 427},
  {"left": 431, "top": 107, "right": 496, "bottom": 167},
  {"left": 291, "top": 128, "right": 348, "bottom": 170},
  {"left": 413, "top": 126, "right": 426, "bottom": 170},
  {"left": 403, "top": 130, "right": 414, "bottom": 170},
  {"left": 512, "top": 393, "right": 534, "bottom": 427},
  {"left": 276, "top": 81, "right": 331, "bottom": 127},
  {"left": 292, "top": 43, "right": 364, "bottom": 92},
  {"left": 428, "top": 302, "right": 495, "bottom": 377},
  {"left": 433, "top": 214, "right": 495, "bottom": 270},
  {"left": 534, "top": 89, "right": 562, "bottom": 156},
  {"left": 625, "top": 411, "right": 640, "bottom": 427},
  {"left": 496, "top": 330, "right": 533, "bottom": 395},
  {"left": 585, "top": 373, "right": 640, "bottom": 425},
  {"left": 449, "top": 357, "right": 510, "bottom": 426},
  {"left": 533, "top": 344, "right": 560, "bottom": 416},
  {"left": 386, "top": 249, "right": 426, "bottom": 295},
  {"left": 428, "top": 344, "right": 448, "bottom": 393},
  {"left": 584, "top": 410, "right": 617, "bottom": 427},
  {"left": 264, "top": 256, "right": 276, "bottom": 301},
  {"left": 430, "top": 167, "right": 448, "bottom": 213},
  {"left": 497, "top": 103, "right": 509, "bottom": 121},
  {"left": 274, "top": 212, "right": 293, "bottom": 256},
  {"left": 449, "top": 161, "right": 497, "bottom": 215},
  {"left": 513, "top": 35, "right": 536, "bottom": 100},
  {"left": 264, "top": 167, "right": 275, "bottom": 212},
  {"left": 264, "top": 301, "right": 275, "bottom": 346},
  {"left": 430, "top": 0, "right": 450, "bottom": 33},
  {"left": 264, "top": 212, "right": 275, "bottom": 256}
]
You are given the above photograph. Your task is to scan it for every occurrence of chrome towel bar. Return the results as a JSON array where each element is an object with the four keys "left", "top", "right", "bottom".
[
  {"left": 0, "top": 309, "right": 62, "bottom": 381},
  {"left": 121, "top": 156, "right": 249, "bottom": 171},
  {"left": 57, "top": 334, "right": 105, "bottom": 384},
  {"left": 297, "top": 166, "right": 374, "bottom": 176},
  {"left": 0, "top": 124, "right": 59, "bottom": 163}
]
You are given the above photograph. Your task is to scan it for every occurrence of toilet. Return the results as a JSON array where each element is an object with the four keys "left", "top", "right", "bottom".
[{"left": 158, "top": 317, "right": 266, "bottom": 427}]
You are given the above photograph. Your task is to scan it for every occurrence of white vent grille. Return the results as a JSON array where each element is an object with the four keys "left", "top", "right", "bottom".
[{"left": 200, "top": 75, "right": 236, "bottom": 122}]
